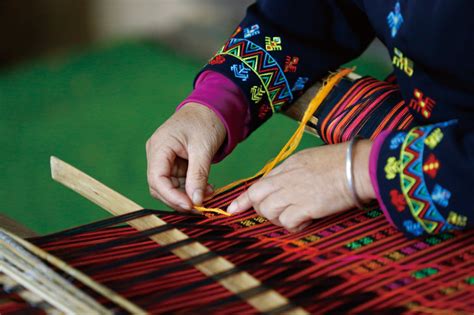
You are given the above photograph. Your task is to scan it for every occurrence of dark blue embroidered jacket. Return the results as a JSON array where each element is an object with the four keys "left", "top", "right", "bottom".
[{"left": 198, "top": 0, "right": 474, "bottom": 237}]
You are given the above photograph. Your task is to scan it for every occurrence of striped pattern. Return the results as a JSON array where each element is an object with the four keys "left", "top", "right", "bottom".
[
  {"left": 317, "top": 77, "right": 414, "bottom": 144},
  {"left": 2, "top": 179, "right": 472, "bottom": 314}
]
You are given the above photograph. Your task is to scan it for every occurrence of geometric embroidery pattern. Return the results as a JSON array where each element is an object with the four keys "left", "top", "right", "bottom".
[
  {"left": 392, "top": 47, "right": 414, "bottom": 77},
  {"left": 387, "top": 1, "right": 404, "bottom": 38},
  {"left": 213, "top": 38, "right": 293, "bottom": 112},
  {"left": 264, "top": 36, "right": 282, "bottom": 51},
  {"left": 422, "top": 153, "right": 440, "bottom": 179},
  {"left": 398, "top": 121, "right": 457, "bottom": 234},
  {"left": 409, "top": 89, "right": 436, "bottom": 119}
]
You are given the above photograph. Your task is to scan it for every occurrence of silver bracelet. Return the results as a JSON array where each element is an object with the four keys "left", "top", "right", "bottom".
[{"left": 345, "top": 136, "right": 365, "bottom": 209}]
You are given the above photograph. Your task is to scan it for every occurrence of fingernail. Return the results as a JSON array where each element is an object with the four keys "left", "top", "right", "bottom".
[
  {"left": 227, "top": 202, "right": 238, "bottom": 214},
  {"left": 296, "top": 221, "right": 312, "bottom": 232},
  {"left": 206, "top": 185, "right": 214, "bottom": 194},
  {"left": 192, "top": 189, "right": 203, "bottom": 205},
  {"left": 180, "top": 203, "right": 191, "bottom": 210}
]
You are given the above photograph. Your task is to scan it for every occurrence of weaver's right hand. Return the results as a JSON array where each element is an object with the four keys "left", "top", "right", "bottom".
[{"left": 146, "top": 103, "right": 226, "bottom": 211}]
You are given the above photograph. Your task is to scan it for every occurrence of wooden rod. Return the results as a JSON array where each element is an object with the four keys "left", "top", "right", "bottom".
[
  {"left": 283, "top": 71, "right": 361, "bottom": 135},
  {"left": 50, "top": 156, "right": 308, "bottom": 314},
  {"left": 1, "top": 229, "right": 114, "bottom": 314}
]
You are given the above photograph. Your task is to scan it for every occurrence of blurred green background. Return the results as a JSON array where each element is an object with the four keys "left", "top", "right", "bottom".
[{"left": 0, "top": 40, "right": 389, "bottom": 234}]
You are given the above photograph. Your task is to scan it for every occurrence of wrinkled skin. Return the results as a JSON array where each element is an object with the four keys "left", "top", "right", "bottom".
[
  {"left": 147, "top": 103, "right": 375, "bottom": 231},
  {"left": 146, "top": 103, "right": 226, "bottom": 211},
  {"left": 227, "top": 141, "right": 375, "bottom": 231}
]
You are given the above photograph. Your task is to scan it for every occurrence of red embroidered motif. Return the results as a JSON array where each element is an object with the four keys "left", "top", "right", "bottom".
[
  {"left": 209, "top": 55, "right": 226, "bottom": 65},
  {"left": 423, "top": 153, "right": 440, "bottom": 178},
  {"left": 258, "top": 104, "right": 271, "bottom": 120},
  {"left": 390, "top": 189, "right": 406, "bottom": 211},
  {"left": 409, "top": 89, "right": 436, "bottom": 119},
  {"left": 284, "top": 56, "right": 299, "bottom": 72}
]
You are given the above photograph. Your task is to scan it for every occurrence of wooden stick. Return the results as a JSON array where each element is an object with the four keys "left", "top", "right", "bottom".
[
  {"left": 1, "top": 229, "right": 115, "bottom": 314},
  {"left": 0, "top": 274, "right": 59, "bottom": 314},
  {"left": 284, "top": 71, "right": 361, "bottom": 135},
  {"left": 50, "top": 156, "right": 308, "bottom": 314}
]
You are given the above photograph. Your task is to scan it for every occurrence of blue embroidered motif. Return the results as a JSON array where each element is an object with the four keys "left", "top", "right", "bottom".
[
  {"left": 387, "top": 2, "right": 404, "bottom": 38},
  {"left": 230, "top": 63, "right": 250, "bottom": 81},
  {"left": 243, "top": 24, "right": 260, "bottom": 39},
  {"left": 292, "top": 77, "right": 309, "bottom": 92},
  {"left": 390, "top": 132, "right": 405, "bottom": 150},
  {"left": 403, "top": 219, "right": 424, "bottom": 236},
  {"left": 431, "top": 184, "right": 451, "bottom": 208}
]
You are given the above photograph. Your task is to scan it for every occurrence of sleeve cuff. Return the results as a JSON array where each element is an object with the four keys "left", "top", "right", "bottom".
[
  {"left": 177, "top": 71, "right": 250, "bottom": 163},
  {"left": 369, "top": 130, "right": 397, "bottom": 227}
]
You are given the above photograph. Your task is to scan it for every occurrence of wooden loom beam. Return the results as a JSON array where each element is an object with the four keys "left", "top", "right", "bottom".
[{"left": 50, "top": 156, "right": 308, "bottom": 314}]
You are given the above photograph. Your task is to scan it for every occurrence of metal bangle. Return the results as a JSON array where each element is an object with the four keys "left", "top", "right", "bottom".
[{"left": 345, "top": 136, "right": 365, "bottom": 209}]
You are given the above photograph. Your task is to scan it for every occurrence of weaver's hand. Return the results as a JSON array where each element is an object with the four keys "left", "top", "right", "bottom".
[
  {"left": 227, "top": 141, "right": 376, "bottom": 232},
  {"left": 146, "top": 103, "right": 226, "bottom": 211}
]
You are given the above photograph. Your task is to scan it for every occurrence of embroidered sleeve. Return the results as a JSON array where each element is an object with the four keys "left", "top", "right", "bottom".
[
  {"left": 196, "top": 0, "right": 375, "bottom": 134},
  {"left": 371, "top": 121, "right": 474, "bottom": 237}
]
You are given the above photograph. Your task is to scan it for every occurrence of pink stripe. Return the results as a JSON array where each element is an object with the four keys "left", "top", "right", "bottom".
[
  {"left": 369, "top": 130, "right": 397, "bottom": 227},
  {"left": 342, "top": 89, "right": 396, "bottom": 142},
  {"left": 386, "top": 105, "right": 409, "bottom": 131}
]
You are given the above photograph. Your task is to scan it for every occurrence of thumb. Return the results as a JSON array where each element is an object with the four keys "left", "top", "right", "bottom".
[{"left": 185, "top": 149, "right": 212, "bottom": 206}]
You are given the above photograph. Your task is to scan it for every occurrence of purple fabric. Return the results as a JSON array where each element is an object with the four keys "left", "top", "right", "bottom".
[
  {"left": 369, "top": 130, "right": 396, "bottom": 227},
  {"left": 177, "top": 71, "right": 250, "bottom": 163}
]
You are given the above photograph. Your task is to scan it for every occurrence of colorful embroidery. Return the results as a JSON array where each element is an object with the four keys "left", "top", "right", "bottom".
[
  {"left": 230, "top": 63, "right": 250, "bottom": 81},
  {"left": 390, "top": 189, "right": 406, "bottom": 211},
  {"left": 209, "top": 55, "right": 226, "bottom": 65},
  {"left": 431, "top": 184, "right": 451, "bottom": 208},
  {"left": 447, "top": 211, "right": 467, "bottom": 227},
  {"left": 387, "top": 2, "right": 404, "bottom": 38},
  {"left": 265, "top": 36, "right": 282, "bottom": 51},
  {"left": 292, "top": 77, "right": 309, "bottom": 92},
  {"left": 284, "top": 56, "right": 299, "bottom": 72},
  {"left": 258, "top": 103, "right": 272, "bottom": 120},
  {"left": 243, "top": 24, "right": 260, "bottom": 38},
  {"left": 424, "top": 128, "right": 443, "bottom": 149},
  {"left": 231, "top": 26, "right": 242, "bottom": 38},
  {"left": 390, "top": 132, "right": 406, "bottom": 150},
  {"left": 385, "top": 157, "right": 401, "bottom": 180},
  {"left": 214, "top": 38, "right": 293, "bottom": 111},
  {"left": 403, "top": 219, "right": 424, "bottom": 236},
  {"left": 398, "top": 121, "right": 456, "bottom": 234},
  {"left": 409, "top": 89, "right": 436, "bottom": 119},
  {"left": 392, "top": 48, "right": 414, "bottom": 77},
  {"left": 250, "top": 85, "right": 265, "bottom": 103},
  {"left": 423, "top": 153, "right": 440, "bottom": 179}
]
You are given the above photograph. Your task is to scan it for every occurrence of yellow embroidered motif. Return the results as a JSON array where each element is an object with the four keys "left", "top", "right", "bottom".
[
  {"left": 447, "top": 211, "right": 467, "bottom": 227},
  {"left": 250, "top": 85, "right": 265, "bottom": 103},
  {"left": 392, "top": 48, "right": 414, "bottom": 77},
  {"left": 265, "top": 36, "right": 282, "bottom": 51},
  {"left": 384, "top": 157, "right": 401, "bottom": 180},
  {"left": 424, "top": 128, "right": 444, "bottom": 149}
]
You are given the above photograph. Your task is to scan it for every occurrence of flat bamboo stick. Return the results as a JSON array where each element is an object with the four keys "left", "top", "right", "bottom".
[
  {"left": 50, "top": 156, "right": 308, "bottom": 314},
  {"left": 1, "top": 229, "right": 116, "bottom": 314}
]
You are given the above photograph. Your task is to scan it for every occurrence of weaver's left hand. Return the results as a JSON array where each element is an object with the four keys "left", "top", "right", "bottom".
[{"left": 227, "top": 140, "right": 376, "bottom": 232}]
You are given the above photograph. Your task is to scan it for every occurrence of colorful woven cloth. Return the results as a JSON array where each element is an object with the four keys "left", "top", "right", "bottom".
[{"left": 2, "top": 183, "right": 472, "bottom": 313}]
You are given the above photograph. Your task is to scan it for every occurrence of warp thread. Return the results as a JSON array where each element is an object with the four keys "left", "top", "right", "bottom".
[{"left": 194, "top": 68, "right": 354, "bottom": 216}]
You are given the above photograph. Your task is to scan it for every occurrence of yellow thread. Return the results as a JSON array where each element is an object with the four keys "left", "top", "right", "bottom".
[
  {"left": 193, "top": 205, "right": 231, "bottom": 216},
  {"left": 195, "top": 68, "right": 353, "bottom": 215}
]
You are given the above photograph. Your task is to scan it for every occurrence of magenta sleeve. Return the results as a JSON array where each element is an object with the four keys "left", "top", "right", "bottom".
[
  {"left": 369, "top": 130, "right": 396, "bottom": 227},
  {"left": 177, "top": 71, "right": 250, "bottom": 163}
]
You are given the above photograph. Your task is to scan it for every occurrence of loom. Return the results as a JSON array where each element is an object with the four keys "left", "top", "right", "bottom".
[{"left": 1, "top": 72, "right": 473, "bottom": 314}]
